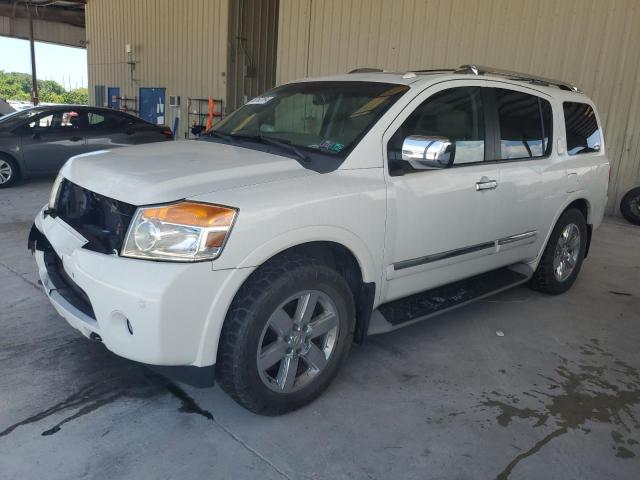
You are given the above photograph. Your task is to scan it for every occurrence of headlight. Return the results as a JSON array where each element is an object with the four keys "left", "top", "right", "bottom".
[
  {"left": 48, "top": 173, "right": 64, "bottom": 209},
  {"left": 122, "top": 201, "right": 238, "bottom": 262}
]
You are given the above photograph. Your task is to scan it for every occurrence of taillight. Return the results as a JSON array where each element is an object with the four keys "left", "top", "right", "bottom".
[{"left": 161, "top": 126, "right": 174, "bottom": 139}]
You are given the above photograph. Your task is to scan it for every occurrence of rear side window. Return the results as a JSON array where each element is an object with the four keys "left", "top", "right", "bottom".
[
  {"left": 88, "top": 111, "right": 127, "bottom": 129},
  {"left": 495, "top": 89, "right": 552, "bottom": 160},
  {"left": 563, "top": 102, "right": 601, "bottom": 155}
]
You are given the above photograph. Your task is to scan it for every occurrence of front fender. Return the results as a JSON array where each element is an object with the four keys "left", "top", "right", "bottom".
[
  {"left": 196, "top": 226, "right": 381, "bottom": 366},
  {"left": 228, "top": 225, "right": 379, "bottom": 284}
]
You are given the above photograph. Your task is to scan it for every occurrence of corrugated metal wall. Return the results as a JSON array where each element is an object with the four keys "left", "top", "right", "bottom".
[
  {"left": 277, "top": 0, "right": 640, "bottom": 215},
  {"left": 227, "top": 0, "right": 279, "bottom": 111},
  {"left": 0, "top": 17, "right": 85, "bottom": 47},
  {"left": 85, "top": 0, "right": 229, "bottom": 138}
]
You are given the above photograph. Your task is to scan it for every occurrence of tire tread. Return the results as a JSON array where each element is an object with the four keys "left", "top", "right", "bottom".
[
  {"left": 620, "top": 187, "right": 640, "bottom": 226},
  {"left": 527, "top": 208, "right": 586, "bottom": 295},
  {"left": 216, "top": 252, "right": 353, "bottom": 415}
]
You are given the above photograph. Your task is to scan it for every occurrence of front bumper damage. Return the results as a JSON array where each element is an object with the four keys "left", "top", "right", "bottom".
[{"left": 28, "top": 213, "right": 221, "bottom": 388}]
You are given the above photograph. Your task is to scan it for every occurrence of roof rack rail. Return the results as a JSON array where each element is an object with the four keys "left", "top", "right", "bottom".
[
  {"left": 411, "top": 68, "right": 456, "bottom": 74},
  {"left": 455, "top": 64, "right": 582, "bottom": 93},
  {"left": 348, "top": 67, "right": 384, "bottom": 74}
]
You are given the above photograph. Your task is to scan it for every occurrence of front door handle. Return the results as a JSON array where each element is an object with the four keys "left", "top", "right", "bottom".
[
  {"left": 476, "top": 179, "right": 498, "bottom": 191},
  {"left": 69, "top": 136, "right": 83, "bottom": 142}
]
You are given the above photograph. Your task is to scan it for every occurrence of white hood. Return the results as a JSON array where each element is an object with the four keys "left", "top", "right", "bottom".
[{"left": 61, "top": 140, "right": 315, "bottom": 205}]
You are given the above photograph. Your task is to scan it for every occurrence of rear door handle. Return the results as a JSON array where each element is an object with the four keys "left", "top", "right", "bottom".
[
  {"left": 476, "top": 179, "right": 498, "bottom": 191},
  {"left": 69, "top": 136, "right": 83, "bottom": 142}
]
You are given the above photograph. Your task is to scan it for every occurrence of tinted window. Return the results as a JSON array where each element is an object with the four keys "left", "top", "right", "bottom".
[
  {"left": 496, "top": 89, "right": 551, "bottom": 159},
  {"left": 0, "top": 108, "right": 42, "bottom": 125},
  {"left": 88, "top": 111, "right": 127, "bottom": 129},
  {"left": 563, "top": 102, "right": 601, "bottom": 155},
  {"left": 389, "top": 87, "right": 485, "bottom": 165},
  {"left": 27, "top": 110, "right": 83, "bottom": 130}
]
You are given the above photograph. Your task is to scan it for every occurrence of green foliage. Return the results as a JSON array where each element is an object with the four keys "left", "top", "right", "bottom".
[
  {"left": 0, "top": 70, "right": 87, "bottom": 105},
  {"left": 62, "top": 88, "right": 89, "bottom": 105},
  {"left": 0, "top": 71, "right": 31, "bottom": 101}
]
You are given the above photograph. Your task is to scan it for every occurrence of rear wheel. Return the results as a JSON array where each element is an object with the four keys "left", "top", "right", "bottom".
[
  {"left": 0, "top": 156, "right": 19, "bottom": 188},
  {"left": 527, "top": 208, "right": 587, "bottom": 295},
  {"left": 620, "top": 187, "right": 640, "bottom": 226},
  {"left": 216, "top": 253, "right": 355, "bottom": 415}
]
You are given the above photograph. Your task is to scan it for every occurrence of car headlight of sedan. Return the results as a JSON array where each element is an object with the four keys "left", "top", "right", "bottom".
[{"left": 122, "top": 201, "right": 238, "bottom": 262}]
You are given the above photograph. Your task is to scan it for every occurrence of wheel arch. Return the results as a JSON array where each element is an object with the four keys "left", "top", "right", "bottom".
[
  {"left": 232, "top": 226, "right": 380, "bottom": 284},
  {"left": 197, "top": 232, "right": 380, "bottom": 366},
  {"left": 564, "top": 198, "right": 592, "bottom": 258},
  {"left": 538, "top": 196, "right": 593, "bottom": 265},
  {"left": 0, "top": 151, "right": 21, "bottom": 179},
  {"left": 247, "top": 240, "right": 376, "bottom": 344}
]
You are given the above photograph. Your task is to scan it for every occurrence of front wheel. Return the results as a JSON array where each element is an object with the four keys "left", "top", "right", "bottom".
[
  {"left": 620, "top": 187, "right": 640, "bottom": 226},
  {"left": 527, "top": 208, "right": 587, "bottom": 295},
  {"left": 216, "top": 254, "right": 355, "bottom": 415}
]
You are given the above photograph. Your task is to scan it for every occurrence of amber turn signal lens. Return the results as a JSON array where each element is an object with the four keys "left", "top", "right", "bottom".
[
  {"left": 141, "top": 202, "right": 236, "bottom": 228},
  {"left": 206, "top": 231, "right": 227, "bottom": 248}
]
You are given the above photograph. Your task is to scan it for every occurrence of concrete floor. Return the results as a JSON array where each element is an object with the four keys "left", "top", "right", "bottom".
[{"left": 1, "top": 177, "right": 639, "bottom": 480}]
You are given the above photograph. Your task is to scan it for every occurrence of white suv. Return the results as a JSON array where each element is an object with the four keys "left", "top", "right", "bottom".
[{"left": 29, "top": 65, "right": 609, "bottom": 414}]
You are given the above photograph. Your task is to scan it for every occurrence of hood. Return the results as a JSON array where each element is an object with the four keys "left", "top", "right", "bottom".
[{"left": 61, "top": 140, "right": 316, "bottom": 205}]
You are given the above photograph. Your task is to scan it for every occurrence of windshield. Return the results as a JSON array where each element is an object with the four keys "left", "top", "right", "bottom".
[
  {"left": 211, "top": 81, "right": 409, "bottom": 159},
  {"left": 0, "top": 108, "right": 43, "bottom": 125}
]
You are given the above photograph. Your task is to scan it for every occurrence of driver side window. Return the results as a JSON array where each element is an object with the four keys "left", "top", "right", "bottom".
[
  {"left": 389, "top": 87, "right": 485, "bottom": 166},
  {"left": 28, "top": 111, "right": 83, "bottom": 131}
]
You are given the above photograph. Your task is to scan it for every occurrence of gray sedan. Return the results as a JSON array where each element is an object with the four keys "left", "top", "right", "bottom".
[{"left": 0, "top": 106, "right": 173, "bottom": 187}]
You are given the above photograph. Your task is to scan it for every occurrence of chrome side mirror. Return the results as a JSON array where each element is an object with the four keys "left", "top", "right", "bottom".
[{"left": 401, "top": 135, "right": 454, "bottom": 170}]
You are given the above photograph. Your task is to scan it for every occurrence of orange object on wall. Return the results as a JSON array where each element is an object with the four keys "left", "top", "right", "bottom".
[{"left": 205, "top": 96, "right": 214, "bottom": 131}]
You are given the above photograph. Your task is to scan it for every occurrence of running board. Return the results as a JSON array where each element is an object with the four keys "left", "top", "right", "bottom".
[{"left": 369, "top": 265, "right": 532, "bottom": 335}]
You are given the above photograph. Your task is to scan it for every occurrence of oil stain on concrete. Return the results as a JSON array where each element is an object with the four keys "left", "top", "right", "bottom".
[
  {"left": 479, "top": 339, "right": 640, "bottom": 479},
  {"left": 0, "top": 366, "right": 213, "bottom": 438}
]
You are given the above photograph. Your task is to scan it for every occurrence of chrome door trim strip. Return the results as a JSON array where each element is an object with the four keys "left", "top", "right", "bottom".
[
  {"left": 393, "top": 241, "right": 495, "bottom": 271},
  {"left": 497, "top": 230, "right": 537, "bottom": 245},
  {"left": 393, "top": 230, "right": 537, "bottom": 271}
]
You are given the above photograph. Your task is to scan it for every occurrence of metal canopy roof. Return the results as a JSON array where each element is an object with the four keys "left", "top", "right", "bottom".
[{"left": 0, "top": 0, "right": 85, "bottom": 28}]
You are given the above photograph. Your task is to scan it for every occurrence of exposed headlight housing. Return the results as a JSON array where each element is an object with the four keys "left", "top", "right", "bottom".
[
  {"left": 122, "top": 201, "right": 238, "bottom": 262},
  {"left": 48, "top": 173, "right": 64, "bottom": 209}
]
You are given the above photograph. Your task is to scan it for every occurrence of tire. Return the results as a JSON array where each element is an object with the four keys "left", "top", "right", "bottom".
[
  {"left": 0, "top": 155, "right": 19, "bottom": 188},
  {"left": 216, "top": 253, "right": 356, "bottom": 415},
  {"left": 620, "top": 187, "right": 640, "bottom": 226},
  {"left": 527, "top": 208, "right": 587, "bottom": 295}
]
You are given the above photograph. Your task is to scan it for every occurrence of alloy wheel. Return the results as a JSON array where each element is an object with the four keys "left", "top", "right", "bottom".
[
  {"left": 0, "top": 160, "right": 12, "bottom": 185},
  {"left": 553, "top": 223, "right": 581, "bottom": 282},
  {"left": 257, "top": 290, "right": 340, "bottom": 393}
]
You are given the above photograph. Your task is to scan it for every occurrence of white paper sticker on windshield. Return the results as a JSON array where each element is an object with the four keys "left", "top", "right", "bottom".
[{"left": 247, "top": 95, "right": 274, "bottom": 105}]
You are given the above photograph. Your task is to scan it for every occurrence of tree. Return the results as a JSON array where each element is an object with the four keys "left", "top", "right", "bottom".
[
  {"left": 0, "top": 70, "right": 87, "bottom": 105},
  {"left": 62, "top": 88, "right": 89, "bottom": 105},
  {"left": 0, "top": 71, "right": 31, "bottom": 101}
]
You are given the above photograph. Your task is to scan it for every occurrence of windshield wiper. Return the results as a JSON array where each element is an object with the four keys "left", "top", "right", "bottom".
[
  {"left": 257, "top": 135, "right": 309, "bottom": 163},
  {"left": 210, "top": 130, "right": 309, "bottom": 163},
  {"left": 223, "top": 132, "right": 309, "bottom": 163}
]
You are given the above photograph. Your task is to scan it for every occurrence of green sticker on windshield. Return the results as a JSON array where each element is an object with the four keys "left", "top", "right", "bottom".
[{"left": 317, "top": 140, "right": 344, "bottom": 153}]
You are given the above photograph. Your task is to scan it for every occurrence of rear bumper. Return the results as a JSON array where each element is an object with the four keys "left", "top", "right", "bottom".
[{"left": 29, "top": 206, "right": 254, "bottom": 380}]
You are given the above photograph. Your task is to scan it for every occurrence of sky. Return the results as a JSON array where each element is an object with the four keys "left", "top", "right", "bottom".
[{"left": 0, "top": 37, "right": 87, "bottom": 90}]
